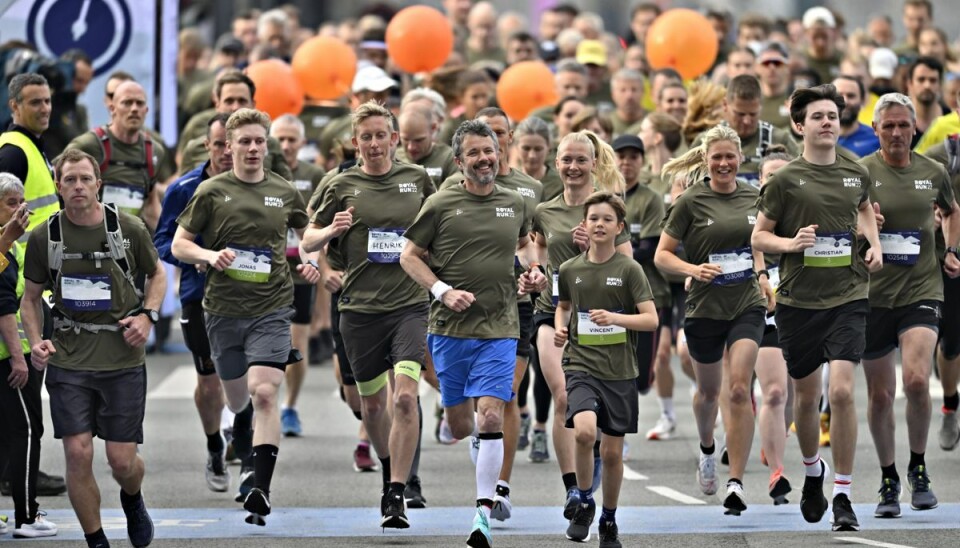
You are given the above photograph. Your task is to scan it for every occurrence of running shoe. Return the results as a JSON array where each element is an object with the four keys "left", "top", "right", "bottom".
[
  {"left": 121, "top": 491, "right": 154, "bottom": 547},
  {"left": 0, "top": 515, "right": 7, "bottom": 535},
  {"left": 466, "top": 507, "right": 492, "bottom": 548},
  {"left": 646, "top": 415, "right": 676, "bottom": 440},
  {"left": 598, "top": 520, "right": 621, "bottom": 548},
  {"left": 518, "top": 413, "right": 532, "bottom": 450},
  {"left": 874, "top": 477, "right": 901, "bottom": 518},
  {"left": 205, "top": 447, "right": 230, "bottom": 492},
  {"left": 939, "top": 408, "right": 960, "bottom": 450},
  {"left": 353, "top": 443, "right": 378, "bottom": 472},
  {"left": 490, "top": 483, "right": 512, "bottom": 521},
  {"left": 2, "top": 471, "right": 66, "bottom": 497},
  {"left": 381, "top": 491, "right": 410, "bottom": 529},
  {"left": 529, "top": 430, "right": 550, "bottom": 462},
  {"left": 469, "top": 436, "right": 481, "bottom": 466},
  {"left": 12, "top": 511, "right": 57, "bottom": 538},
  {"left": 404, "top": 475, "right": 427, "bottom": 509},
  {"left": 831, "top": 493, "right": 859, "bottom": 531},
  {"left": 723, "top": 481, "right": 747, "bottom": 516},
  {"left": 243, "top": 487, "right": 271, "bottom": 526},
  {"left": 281, "top": 407, "right": 302, "bottom": 437},
  {"left": 907, "top": 465, "right": 938, "bottom": 510},
  {"left": 563, "top": 487, "right": 579, "bottom": 520},
  {"left": 800, "top": 459, "right": 830, "bottom": 523},
  {"left": 769, "top": 469, "right": 791, "bottom": 505},
  {"left": 819, "top": 412, "right": 831, "bottom": 447},
  {"left": 566, "top": 499, "right": 596, "bottom": 542},
  {"left": 720, "top": 443, "right": 729, "bottom": 466},
  {"left": 437, "top": 415, "right": 458, "bottom": 445},
  {"left": 697, "top": 452, "right": 718, "bottom": 495},
  {"left": 234, "top": 466, "right": 256, "bottom": 502}
]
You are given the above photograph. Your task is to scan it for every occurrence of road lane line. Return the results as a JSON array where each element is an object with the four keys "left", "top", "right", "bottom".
[
  {"left": 835, "top": 537, "right": 915, "bottom": 548},
  {"left": 623, "top": 464, "right": 648, "bottom": 480},
  {"left": 646, "top": 486, "right": 706, "bottom": 505},
  {"left": 148, "top": 364, "right": 197, "bottom": 399}
]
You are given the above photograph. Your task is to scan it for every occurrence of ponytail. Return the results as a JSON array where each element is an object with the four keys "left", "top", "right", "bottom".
[{"left": 558, "top": 130, "right": 624, "bottom": 195}]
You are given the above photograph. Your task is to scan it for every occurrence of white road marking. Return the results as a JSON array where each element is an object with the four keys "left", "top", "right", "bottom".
[
  {"left": 148, "top": 365, "right": 198, "bottom": 399},
  {"left": 834, "top": 537, "right": 915, "bottom": 548},
  {"left": 622, "top": 464, "right": 648, "bottom": 480},
  {"left": 646, "top": 486, "right": 706, "bottom": 505}
]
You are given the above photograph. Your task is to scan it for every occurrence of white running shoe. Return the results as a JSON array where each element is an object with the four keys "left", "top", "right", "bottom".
[
  {"left": 13, "top": 512, "right": 58, "bottom": 538},
  {"left": 939, "top": 410, "right": 960, "bottom": 451},
  {"left": 438, "top": 416, "right": 458, "bottom": 445},
  {"left": 723, "top": 481, "right": 747, "bottom": 516},
  {"left": 646, "top": 415, "right": 677, "bottom": 440},
  {"left": 698, "top": 452, "right": 719, "bottom": 495},
  {"left": 0, "top": 515, "right": 8, "bottom": 534},
  {"left": 490, "top": 484, "right": 512, "bottom": 521}
]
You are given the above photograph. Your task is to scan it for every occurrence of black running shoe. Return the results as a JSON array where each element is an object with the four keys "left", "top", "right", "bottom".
[
  {"left": 598, "top": 520, "right": 622, "bottom": 548},
  {"left": 404, "top": 476, "right": 427, "bottom": 509},
  {"left": 770, "top": 475, "right": 792, "bottom": 506},
  {"left": 565, "top": 500, "right": 595, "bottom": 542},
  {"left": 800, "top": 461, "right": 829, "bottom": 523},
  {"left": 381, "top": 492, "right": 410, "bottom": 529},
  {"left": 234, "top": 466, "right": 255, "bottom": 503},
  {"left": 831, "top": 493, "right": 859, "bottom": 531},
  {"left": 243, "top": 487, "right": 271, "bottom": 526},
  {"left": 874, "top": 477, "right": 901, "bottom": 518},
  {"left": 121, "top": 492, "right": 154, "bottom": 547}
]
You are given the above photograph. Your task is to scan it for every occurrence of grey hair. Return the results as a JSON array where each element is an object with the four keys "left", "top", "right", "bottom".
[
  {"left": 0, "top": 173, "right": 25, "bottom": 198},
  {"left": 271, "top": 113, "right": 305, "bottom": 138},
  {"left": 8, "top": 73, "right": 48, "bottom": 103},
  {"left": 401, "top": 87, "right": 447, "bottom": 124},
  {"left": 555, "top": 28, "right": 584, "bottom": 52},
  {"left": 555, "top": 59, "right": 588, "bottom": 76},
  {"left": 612, "top": 68, "right": 645, "bottom": 84},
  {"left": 258, "top": 9, "right": 291, "bottom": 39},
  {"left": 452, "top": 120, "right": 499, "bottom": 162},
  {"left": 573, "top": 12, "right": 605, "bottom": 33},
  {"left": 874, "top": 92, "right": 916, "bottom": 122},
  {"left": 514, "top": 116, "right": 552, "bottom": 146}
]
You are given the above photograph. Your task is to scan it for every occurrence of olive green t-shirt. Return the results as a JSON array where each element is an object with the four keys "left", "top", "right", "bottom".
[
  {"left": 802, "top": 50, "right": 843, "bottom": 87},
  {"left": 860, "top": 151, "right": 954, "bottom": 307},
  {"left": 177, "top": 171, "right": 309, "bottom": 318},
  {"left": 23, "top": 211, "right": 159, "bottom": 371},
  {"left": 558, "top": 252, "right": 653, "bottom": 380},
  {"left": 532, "top": 194, "right": 631, "bottom": 314},
  {"left": 692, "top": 123, "right": 800, "bottom": 183},
  {"left": 319, "top": 115, "right": 353, "bottom": 164},
  {"left": 66, "top": 128, "right": 171, "bottom": 216},
  {"left": 180, "top": 135, "right": 293, "bottom": 180},
  {"left": 309, "top": 166, "right": 347, "bottom": 272},
  {"left": 926, "top": 142, "right": 960, "bottom": 261},
  {"left": 404, "top": 184, "right": 528, "bottom": 339},
  {"left": 662, "top": 180, "right": 765, "bottom": 320},
  {"left": 315, "top": 163, "right": 432, "bottom": 313},
  {"left": 287, "top": 161, "right": 327, "bottom": 284},
  {"left": 396, "top": 143, "right": 459, "bottom": 188},
  {"left": 761, "top": 93, "right": 792, "bottom": 131},
  {"left": 610, "top": 112, "right": 643, "bottom": 139},
  {"left": 625, "top": 181, "right": 670, "bottom": 309},
  {"left": 300, "top": 104, "right": 351, "bottom": 161},
  {"left": 757, "top": 154, "right": 871, "bottom": 309},
  {"left": 177, "top": 109, "right": 216, "bottom": 156},
  {"left": 539, "top": 164, "right": 563, "bottom": 202}
]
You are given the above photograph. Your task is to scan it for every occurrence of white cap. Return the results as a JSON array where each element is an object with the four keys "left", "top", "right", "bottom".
[
  {"left": 352, "top": 65, "right": 398, "bottom": 93},
  {"left": 869, "top": 48, "right": 898, "bottom": 80},
  {"left": 802, "top": 7, "right": 836, "bottom": 29}
]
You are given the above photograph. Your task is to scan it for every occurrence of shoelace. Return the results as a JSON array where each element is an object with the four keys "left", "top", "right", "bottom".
[
  {"left": 878, "top": 480, "right": 899, "bottom": 502},
  {"left": 911, "top": 468, "right": 931, "bottom": 492}
]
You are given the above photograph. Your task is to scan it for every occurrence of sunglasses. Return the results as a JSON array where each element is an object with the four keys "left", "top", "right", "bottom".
[{"left": 760, "top": 59, "right": 786, "bottom": 67}]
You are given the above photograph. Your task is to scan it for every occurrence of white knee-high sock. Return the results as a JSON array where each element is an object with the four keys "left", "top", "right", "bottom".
[{"left": 475, "top": 432, "right": 504, "bottom": 518}]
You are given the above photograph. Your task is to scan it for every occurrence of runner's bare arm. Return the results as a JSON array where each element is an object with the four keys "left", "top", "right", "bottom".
[
  {"left": 752, "top": 212, "right": 816, "bottom": 254},
  {"left": 171, "top": 225, "right": 235, "bottom": 271}
]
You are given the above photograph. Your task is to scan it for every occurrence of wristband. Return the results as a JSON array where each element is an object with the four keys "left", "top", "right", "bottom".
[
  {"left": 306, "top": 259, "right": 320, "bottom": 270},
  {"left": 431, "top": 280, "right": 453, "bottom": 300},
  {"left": 756, "top": 269, "right": 769, "bottom": 279}
]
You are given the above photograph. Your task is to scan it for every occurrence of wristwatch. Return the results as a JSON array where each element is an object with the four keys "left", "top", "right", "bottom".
[
  {"left": 755, "top": 269, "right": 769, "bottom": 279},
  {"left": 142, "top": 309, "right": 160, "bottom": 324},
  {"left": 947, "top": 247, "right": 960, "bottom": 261}
]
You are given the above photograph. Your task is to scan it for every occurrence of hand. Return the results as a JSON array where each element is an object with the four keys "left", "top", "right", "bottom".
[
  {"left": 791, "top": 224, "right": 818, "bottom": 252},
  {"left": 2, "top": 204, "right": 29, "bottom": 242},
  {"left": 208, "top": 249, "right": 236, "bottom": 271},
  {"left": 296, "top": 262, "right": 321, "bottom": 284},
  {"left": 684, "top": 276, "right": 692, "bottom": 291},
  {"left": 329, "top": 207, "right": 355, "bottom": 238},
  {"left": 518, "top": 268, "right": 547, "bottom": 294},
  {"left": 588, "top": 309, "right": 618, "bottom": 326},
  {"left": 441, "top": 288, "right": 475, "bottom": 312},
  {"left": 864, "top": 245, "right": 883, "bottom": 273},
  {"left": 30, "top": 340, "right": 56, "bottom": 371},
  {"left": 692, "top": 263, "right": 723, "bottom": 283},
  {"left": 118, "top": 314, "right": 152, "bottom": 348},
  {"left": 759, "top": 277, "right": 776, "bottom": 312},
  {"left": 7, "top": 354, "right": 29, "bottom": 389},
  {"left": 323, "top": 270, "right": 343, "bottom": 293},
  {"left": 571, "top": 222, "right": 589, "bottom": 252},
  {"left": 554, "top": 326, "right": 568, "bottom": 347},
  {"left": 945, "top": 252, "right": 960, "bottom": 279},
  {"left": 873, "top": 203, "right": 884, "bottom": 232}
]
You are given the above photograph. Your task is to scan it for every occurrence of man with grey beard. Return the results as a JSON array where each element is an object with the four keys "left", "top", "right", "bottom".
[{"left": 401, "top": 119, "right": 545, "bottom": 548}]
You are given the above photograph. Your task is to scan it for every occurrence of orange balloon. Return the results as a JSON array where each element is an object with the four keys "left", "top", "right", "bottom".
[
  {"left": 293, "top": 36, "right": 357, "bottom": 100},
  {"left": 645, "top": 9, "right": 719, "bottom": 80},
  {"left": 246, "top": 59, "right": 304, "bottom": 120},
  {"left": 497, "top": 61, "right": 559, "bottom": 121},
  {"left": 386, "top": 6, "right": 454, "bottom": 73}
]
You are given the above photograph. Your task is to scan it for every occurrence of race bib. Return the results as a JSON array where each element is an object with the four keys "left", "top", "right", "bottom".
[
  {"left": 629, "top": 223, "right": 642, "bottom": 235},
  {"left": 102, "top": 183, "right": 145, "bottom": 215},
  {"left": 367, "top": 228, "right": 406, "bottom": 264},
  {"left": 225, "top": 245, "right": 272, "bottom": 283},
  {"left": 767, "top": 264, "right": 780, "bottom": 291},
  {"left": 552, "top": 271, "right": 559, "bottom": 305},
  {"left": 286, "top": 229, "right": 301, "bottom": 258},
  {"left": 804, "top": 232, "right": 852, "bottom": 267},
  {"left": 708, "top": 246, "right": 753, "bottom": 286},
  {"left": 61, "top": 274, "right": 112, "bottom": 311},
  {"left": 879, "top": 230, "right": 920, "bottom": 266},
  {"left": 294, "top": 179, "right": 313, "bottom": 192},
  {"left": 577, "top": 311, "right": 626, "bottom": 346},
  {"left": 426, "top": 167, "right": 443, "bottom": 180}
]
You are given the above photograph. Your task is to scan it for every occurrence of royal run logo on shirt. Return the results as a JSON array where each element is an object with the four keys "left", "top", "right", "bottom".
[
  {"left": 606, "top": 277, "right": 623, "bottom": 286},
  {"left": 264, "top": 196, "right": 285, "bottom": 208},
  {"left": 496, "top": 207, "right": 516, "bottom": 218},
  {"left": 517, "top": 187, "right": 536, "bottom": 198},
  {"left": 398, "top": 182, "right": 418, "bottom": 193},
  {"left": 914, "top": 179, "right": 933, "bottom": 190},
  {"left": 842, "top": 177, "right": 862, "bottom": 188}
]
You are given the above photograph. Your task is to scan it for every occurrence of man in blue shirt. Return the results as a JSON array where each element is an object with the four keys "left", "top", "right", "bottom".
[{"left": 835, "top": 75, "right": 881, "bottom": 157}]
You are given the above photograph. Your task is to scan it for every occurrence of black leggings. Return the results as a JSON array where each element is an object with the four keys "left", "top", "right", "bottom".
[{"left": 0, "top": 356, "right": 43, "bottom": 526}]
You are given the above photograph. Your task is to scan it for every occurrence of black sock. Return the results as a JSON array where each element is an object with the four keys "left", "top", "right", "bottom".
[
  {"left": 908, "top": 451, "right": 925, "bottom": 471},
  {"left": 881, "top": 463, "right": 899, "bottom": 482},
  {"left": 84, "top": 528, "right": 109, "bottom": 548},
  {"left": 728, "top": 478, "right": 743, "bottom": 486},
  {"left": 562, "top": 472, "right": 578, "bottom": 490},
  {"left": 593, "top": 440, "right": 601, "bottom": 459},
  {"left": 119, "top": 489, "right": 141, "bottom": 511},
  {"left": 700, "top": 443, "right": 715, "bottom": 455},
  {"left": 206, "top": 431, "right": 224, "bottom": 453},
  {"left": 945, "top": 392, "right": 959, "bottom": 412},
  {"left": 389, "top": 481, "right": 406, "bottom": 497},
  {"left": 232, "top": 402, "right": 254, "bottom": 462},
  {"left": 380, "top": 456, "right": 391, "bottom": 486},
  {"left": 253, "top": 444, "right": 278, "bottom": 495}
]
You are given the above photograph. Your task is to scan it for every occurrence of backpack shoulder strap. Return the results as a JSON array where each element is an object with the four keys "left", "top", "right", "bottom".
[
  {"left": 47, "top": 210, "right": 63, "bottom": 282},
  {"left": 142, "top": 131, "right": 155, "bottom": 181},
  {"left": 92, "top": 126, "right": 111, "bottom": 175},
  {"left": 102, "top": 203, "right": 142, "bottom": 298}
]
